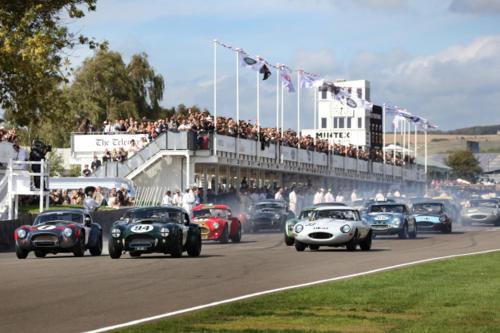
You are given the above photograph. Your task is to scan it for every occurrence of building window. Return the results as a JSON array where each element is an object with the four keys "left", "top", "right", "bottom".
[
  {"left": 347, "top": 117, "right": 352, "bottom": 128},
  {"left": 321, "top": 91, "right": 327, "bottom": 99},
  {"left": 357, "top": 88, "right": 362, "bottom": 99},
  {"left": 333, "top": 117, "right": 338, "bottom": 128},
  {"left": 358, "top": 117, "right": 362, "bottom": 128},
  {"left": 366, "top": 87, "right": 371, "bottom": 102},
  {"left": 339, "top": 117, "right": 345, "bottom": 129},
  {"left": 321, "top": 117, "right": 327, "bottom": 128}
]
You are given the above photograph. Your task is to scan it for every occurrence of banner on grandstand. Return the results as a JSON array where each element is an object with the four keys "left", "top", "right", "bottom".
[{"left": 71, "top": 134, "right": 149, "bottom": 154}]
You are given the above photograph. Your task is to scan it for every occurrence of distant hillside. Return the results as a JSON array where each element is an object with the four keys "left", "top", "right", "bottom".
[{"left": 439, "top": 124, "right": 500, "bottom": 135}]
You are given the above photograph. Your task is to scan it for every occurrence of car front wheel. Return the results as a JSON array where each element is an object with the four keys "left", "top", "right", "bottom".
[
  {"left": 284, "top": 234, "right": 294, "bottom": 246},
  {"left": 346, "top": 232, "right": 358, "bottom": 251},
  {"left": 16, "top": 246, "right": 29, "bottom": 259},
  {"left": 359, "top": 231, "right": 372, "bottom": 251},
  {"left": 108, "top": 241, "right": 123, "bottom": 259},
  {"left": 89, "top": 232, "right": 103, "bottom": 256},
  {"left": 73, "top": 234, "right": 86, "bottom": 257},
  {"left": 230, "top": 224, "right": 242, "bottom": 243},
  {"left": 187, "top": 233, "right": 202, "bottom": 257},
  {"left": 398, "top": 224, "right": 409, "bottom": 239},
  {"left": 170, "top": 232, "right": 183, "bottom": 258},
  {"left": 295, "top": 240, "right": 306, "bottom": 252}
]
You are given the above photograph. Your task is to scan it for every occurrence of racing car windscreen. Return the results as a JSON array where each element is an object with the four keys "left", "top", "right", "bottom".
[
  {"left": 298, "top": 209, "right": 314, "bottom": 219},
  {"left": 193, "top": 208, "right": 227, "bottom": 218},
  {"left": 255, "top": 203, "right": 283, "bottom": 210},
  {"left": 470, "top": 200, "right": 497, "bottom": 208},
  {"left": 34, "top": 212, "right": 83, "bottom": 225},
  {"left": 312, "top": 209, "right": 359, "bottom": 221},
  {"left": 412, "top": 203, "right": 443, "bottom": 214},
  {"left": 369, "top": 205, "right": 404, "bottom": 214},
  {"left": 123, "top": 209, "right": 182, "bottom": 224}
]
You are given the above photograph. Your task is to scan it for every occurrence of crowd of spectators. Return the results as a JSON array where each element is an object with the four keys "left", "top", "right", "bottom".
[
  {"left": 0, "top": 127, "right": 18, "bottom": 143},
  {"left": 49, "top": 186, "right": 133, "bottom": 209},
  {"left": 77, "top": 107, "right": 415, "bottom": 172}
]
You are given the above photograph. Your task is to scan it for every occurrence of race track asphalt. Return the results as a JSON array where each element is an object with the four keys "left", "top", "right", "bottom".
[{"left": 1, "top": 224, "right": 499, "bottom": 333}]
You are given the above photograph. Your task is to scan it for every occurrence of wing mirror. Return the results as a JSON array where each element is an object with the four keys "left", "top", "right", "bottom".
[{"left": 84, "top": 216, "right": 92, "bottom": 226}]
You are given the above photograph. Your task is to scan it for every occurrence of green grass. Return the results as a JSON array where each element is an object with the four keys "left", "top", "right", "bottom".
[{"left": 115, "top": 252, "right": 500, "bottom": 333}]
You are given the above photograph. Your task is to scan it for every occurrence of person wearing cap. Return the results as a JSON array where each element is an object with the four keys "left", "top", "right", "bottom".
[{"left": 324, "top": 188, "right": 335, "bottom": 203}]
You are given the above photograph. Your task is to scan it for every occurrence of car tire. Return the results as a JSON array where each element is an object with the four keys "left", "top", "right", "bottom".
[
  {"left": 219, "top": 225, "right": 229, "bottom": 244},
  {"left": 398, "top": 224, "right": 409, "bottom": 239},
  {"left": 73, "top": 234, "right": 86, "bottom": 257},
  {"left": 359, "top": 231, "right": 372, "bottom": 251},
  {"left": 170, "top": 232, "right": 183, "bottom": 258},
  {"left": 34, "top": 250, "right": 46, "bottom": 258},
  {"left": 15, "top": 246, "right": 29, "bottom": 259},
  {"left": 409, "top": 225, "right": 417, "bottom": 239},
  {"left": 230, "top": 223, "right": 242, "bottom": 243},
  {"left": 89, "top": 232, "right": 103, "bottom": 256},
  {"left": 108, "top": 240, "right": 122, "bottom": 259},
  {"left": 309, "top": 244, "right": 320, "bottom": 251},
  {"left": 346, "top": 231, "right": 358, "bottom": 251},
  {"left": 494, "top": 220, "right": 500, "bottom": 227},
  {"left": 187, "top": 233, "right": 202, "bottom": 257},
  {"left": 295, "top": 240, "right": 306, "bottom": 252},
  {"left": 284, "top": 234, "right": 294, "bottom": 246},
  {"left": 442, "top": 224, "right": 452, "bottom": 234}
]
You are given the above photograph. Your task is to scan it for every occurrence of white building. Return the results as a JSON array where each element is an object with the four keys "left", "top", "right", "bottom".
[{"left": 302, "top": 80, "right": 372, "bottom": 148}]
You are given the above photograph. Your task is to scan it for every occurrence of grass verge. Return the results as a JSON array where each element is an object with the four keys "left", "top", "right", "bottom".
[{"left": 116, "top": 252, "right": 500, "bottom": 333}]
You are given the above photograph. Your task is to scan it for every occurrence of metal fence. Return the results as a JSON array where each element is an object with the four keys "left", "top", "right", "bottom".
[{"left": 133, "top": 186, "right": 169, "bottom": 207}]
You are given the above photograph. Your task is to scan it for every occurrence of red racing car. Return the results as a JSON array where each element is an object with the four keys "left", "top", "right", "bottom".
[{"left": 192, "top": 204, "right": 242, "bottom": 243}]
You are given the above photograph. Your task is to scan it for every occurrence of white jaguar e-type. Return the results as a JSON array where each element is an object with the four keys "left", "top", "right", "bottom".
[{"left": 292, "top": 205, "right": 372, "bottom": 251}]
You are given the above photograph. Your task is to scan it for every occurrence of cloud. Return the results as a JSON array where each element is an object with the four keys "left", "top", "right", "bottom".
[
  {"left": 449, "top": 0, "right": 500, "bottom": 15},
  {"left": 350, "top": 36, "right": 500, "bottom": 129}
]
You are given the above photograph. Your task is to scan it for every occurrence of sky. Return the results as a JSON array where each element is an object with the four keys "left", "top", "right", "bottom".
[{"left": 67, "top": 0, "right": 500, "bottom": 130}]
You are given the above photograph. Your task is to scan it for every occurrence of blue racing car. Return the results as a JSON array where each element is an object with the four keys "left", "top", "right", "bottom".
[
  {"left": 363, "top": 203, "right": 417, "bottom": 239},
  {"left": 412, "top": 201, "right": 453, "bottom": 233}
]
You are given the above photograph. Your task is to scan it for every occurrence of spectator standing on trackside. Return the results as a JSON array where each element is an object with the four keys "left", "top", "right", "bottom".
[
  {"left": 351, "top": 189, "right": 358, "bottom": 202},
  {"left": 335, "top": 191, "right": 345, "bottom": 203},
  {"left": 324, "top": 189, "right": 335, "bottom": 203},
  {"left": 93, "top": 186, "right": 105, "bottom": 206},
  {"left": 172, "top": 189, "right": 182, "bottom": 207},
  {"left": 250, "top": 188, "right": 260, "bottom": 204},
  {"left": 288, "top": 186, "right": 298, "bottom": 216},
  {"left": 313, "top": 188, "right": 324, "bottom": 205},
  {"left": 161, "top": 190, "right": 173, "bottom": 205},
  {"left": 193, "top": 187, "right": 201, "bottom": 205},
  {"left": 12, "top": 142, "right": 28, "bottom": 170},
  {"left": 375, "top": 189, "right": 385, "bottom": 201},
  {"left": 274, "top": 187, "right": 284, "bottom": 201},
  {"left": 182, "top": 188, "right": 196, "bottom": 215}
]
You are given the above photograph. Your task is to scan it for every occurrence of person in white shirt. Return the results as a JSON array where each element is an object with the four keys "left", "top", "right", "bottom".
[
  {"left": 375, "top": 190, "right": 385, "bottom": 201},
  {"left": 12, "top": 143, "right": 28, "bottom": 170},
  {"left": 274, "top": 187, "right": 284, "bottom": 201},
  {"left": 313, "top": 188, "right": 325, "bottom": 205},
  {"left": 182, "top": 188, "right": 196, "bottom": 215},
  {"left": 324, "top": 189, "right": 335, "bottom": 203},
  {"left": 351, "top": 189, "right": 358, "bottom": 202},
  {"left": 103, "top": 120, "right": 112, "bottom": 133},
  {"left": 335, "top": 192, "right": 345, "bottom": 203},
  {"left": 250, "top": 189, "right": 260, "bottom": 204},
  {"left": 172, "top": 189, "right": 182, "bottom": 207},
  {"left": 161, "top": 190, "right": 173, "bottom": 205},
  {"left": 393, "top": 190, "right": 401, "bottom": 198},
  {"left": 288, "top": 186, "right": 298, "bottom": 216}
]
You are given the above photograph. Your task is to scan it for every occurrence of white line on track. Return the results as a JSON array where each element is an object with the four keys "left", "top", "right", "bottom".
[{"left": 84, "top": 248, "right": 500, "bottom": 333}]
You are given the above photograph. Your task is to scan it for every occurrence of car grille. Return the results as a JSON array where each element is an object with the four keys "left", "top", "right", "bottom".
[
  {"left": 200, "top": 226, "right": 210, "bottom": 237},
  {"left": 417, "top": 222, "right": 435, "bottom": 227},
  {"left": 32, "top": 235, "right": 58, "bottom": 247},
  {"left": 126, "top": 235, "right": 156, "bottom": 249},
  {"left": 372, "top": 224, "right": 389, "bottom": 229},
  {"left": 470, "top": 214, "right": 487, "bottom": 220},
  {"left": 308, "top": 232, "right": 332, "bottom": 239}
]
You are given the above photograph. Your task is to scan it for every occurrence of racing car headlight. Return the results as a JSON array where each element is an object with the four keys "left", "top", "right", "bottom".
[
  {"left": 213, "top": 222, "right": 220, "bottom": 229},
  {"left": 63, "top": 227, "right": 73, "bottom": 237},
  {"left": 340, "top": 224, "right": 351, "bottom": 233},
  {"left": 16, "top": 229, "right": 27, "bottom": 239},
  {"left": 111, "top": 228, "right": 121, "bottom": 238},
  {"left": 160, "top": 227, "right": 170, "bottom": 237},
  {"left": 439, "top": 215, "right": 447, "bottom": 222},
  {"left": 392, "top": 217, "right": 401, "bottom": 225},
  {"left": 295, "top": 224, "right": 304, "bottom": 233}
]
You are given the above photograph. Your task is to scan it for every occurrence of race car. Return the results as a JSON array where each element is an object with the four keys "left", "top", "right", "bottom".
[
  {"left": 14, "top": 209, "right": 103, "bottom": 259},
  {"left": 293, "top": 205, "right": 372, "bottom": 251},
  {"left": 363, "top": 203, "right": 417, "bottom": 239},
  {"left": 246, "top": 199, "right": 295, "bottom": 233},
  {"left": 108, "top": 206, "right": 202, "bottom": 258},
  {"left": 461, "top": 199, "right": 500, "bottom": 226},
  {"left": 192, "top": 204, "right": 242, "bottom": 243},
  {"left": 412, "top": 201, "right": 453, "bottom": 233}
]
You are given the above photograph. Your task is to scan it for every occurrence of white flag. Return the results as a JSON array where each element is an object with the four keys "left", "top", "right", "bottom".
[
  {"left": 280, "top": 66, "right": 295, "bottom": 93},
  {"left": 299, "top": 71, "right": 323, "bottom": 89}
]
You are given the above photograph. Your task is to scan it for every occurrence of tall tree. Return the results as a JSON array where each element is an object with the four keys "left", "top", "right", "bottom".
[
  {"left": 0, "top": 0, "right": 101, "bottom": 127},
  {"left": 444, "top": 150, "right": 483, "bottom": 183},
  {"left": 127, "top": 53, "right": 165, "bottom": 119}
]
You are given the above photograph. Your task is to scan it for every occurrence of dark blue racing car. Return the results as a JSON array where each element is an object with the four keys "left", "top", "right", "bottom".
[{"left": 363, "top": 203, "right": 417, "bottom": 239}]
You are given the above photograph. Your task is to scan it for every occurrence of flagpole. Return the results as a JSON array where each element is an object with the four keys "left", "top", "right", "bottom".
[
  {"left": 403, "top": 119, "right": 406, "bottom": 166},
  {"left": 213, "top": 39, "right": 217, "bottom": 156},
  {"left": 382, "top": 103, "right": 386, "bottom": 165},
  {"left": 414, "top": 123, "right": 418, "bottom": 161},
  {"left": 281, "top": 69, "right": 284, "bottom": 164},
  {"left": 236, "top": 49, "right": 240, "bottom": 164},
  {"left": 276, "top": 64, "right": 280, "bottom": 133},
  {"left": 424, "top": 129, "right": 428, "bottom": 174},
  {"left": 393, "top": 117, "right": 397, "bottom": 165},
  {"left": 256, "top": 64, "right": 260, "bottom": 158},
  {"left": 313, "top": 87, "right": 317, "bottom": 146},
  {"left": 297, "top": 71, "right": 301, "bottom": 139}
]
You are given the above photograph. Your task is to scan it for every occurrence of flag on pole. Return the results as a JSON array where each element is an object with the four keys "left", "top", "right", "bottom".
[
  {"left": 280, "top": 66, "right": 295, "bottom": 93},
  {"left": 392, "top": 114, "right": 404, "bottom": 129},
  {"left": 238, "top": 51, "right": 271, "bottom": 80},
  {"left": 299, "top": 71, "right": 323, "bottom": 89},
  {"left": 333, "top": 86, "right": 372, "bottom": 110}
]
